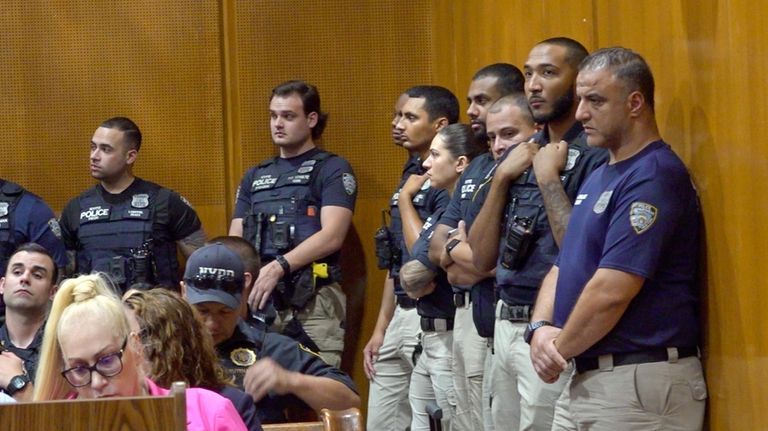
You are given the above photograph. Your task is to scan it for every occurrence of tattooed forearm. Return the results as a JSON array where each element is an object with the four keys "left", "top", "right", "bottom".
[{"left": 539, "top": 179, "right": 573, "bottom": 247}]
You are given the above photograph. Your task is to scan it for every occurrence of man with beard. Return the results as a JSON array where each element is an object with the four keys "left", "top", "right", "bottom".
[
  {"left": 428, "top": 64, "right": 525, "bottom": 431},
  {"left": 468, "top": 37, "right": 608, "bottom": 430},
  {"left": 0, "top": 243, "right": 58, "bottom": 401}
]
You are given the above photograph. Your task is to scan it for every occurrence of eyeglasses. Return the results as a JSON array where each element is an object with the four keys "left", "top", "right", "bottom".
[
  {"left": 184, "top": 274, "right": 242, "bottom": 295},
  {"left": 61, "top": 337, "right": 127, "bottom": 388}
]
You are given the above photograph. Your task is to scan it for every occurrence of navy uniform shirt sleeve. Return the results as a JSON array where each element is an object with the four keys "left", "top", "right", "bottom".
[
  {"left": 218, "top": 386, "right": 263, "bottom": 431},
  {"left": 233, "top": 168, "right": 257, "bottom": 219},
  {"left": 316, "top": 156, "right": 357, "bottom": 211},
  {"left": 166, "top": 190, "right": 203, "bottom": 240},
  {"left": 14, "top": 194, "right": 67, "bottom": 267},
  {"left": 263, "top": 332, "right": 358, "bottom": 392},
  {"left": 599, "top": 160, "right": 689, "bottom": 278},
  {"left": 58, "top": 196, "right": 82, "bottom": 250}
]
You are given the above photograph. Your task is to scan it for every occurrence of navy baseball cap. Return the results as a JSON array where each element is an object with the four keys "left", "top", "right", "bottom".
[{"left": 183, "top": 243, "right": 245, "bottom": 310}]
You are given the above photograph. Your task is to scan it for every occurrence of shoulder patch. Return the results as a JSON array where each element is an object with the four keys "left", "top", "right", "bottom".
[
  {"left": 629, "top": 202, "right": 657, "bottom": 234},
  {"left": 298, "top": 343, "right": 325, "bottom": 360},
  {"left": 0, "top": 202, "right": 8, "bottom": 218},
  {"left": 179, "top": 195, "right": 193, "bottom": 209},
  {"left": 47, "top": 218, "right": 62, "bottom": 239},
  {"left": 342, "top": 173, "right": 357, "bottom": 196}
]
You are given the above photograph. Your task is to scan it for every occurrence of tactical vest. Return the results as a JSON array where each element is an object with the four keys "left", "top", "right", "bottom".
[
  {"left": 389, "top": 177, "right": 436, "bottom": 296},
  {"left": 75, "top": 184, "right": 178, "bottom": 290},
  {"left": 496, "top": 142, "right": 591, "bottom": 303},
  {"left": 0, "top": 181, "right": 24, "bottom": 273},
  {"left": 244, "top": 151, "right": 335, "bottom": 261}
]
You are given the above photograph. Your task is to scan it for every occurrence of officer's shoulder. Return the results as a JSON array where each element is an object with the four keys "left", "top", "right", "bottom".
[{"left": 0, "top": 180, "right": 25, "bottom": 196}]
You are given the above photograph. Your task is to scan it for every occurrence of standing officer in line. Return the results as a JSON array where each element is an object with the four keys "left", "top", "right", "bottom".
[
  {"left": 0, "top": 243, "right": 58, "bottom": 401},
  {"left": 428, "top": 63, "right": 526, "bottom": 431},
  {"left": 230, "top": 80, "right": 357, "bottom": 367},
  {"left": 59, "top": 117, "right": 205, "bottom": 292},
  {"left": 468, "top": 37, "right": 607, "bottom": 431},
  {"left": 530, "top": 47, "right": 706, "bottom": 431},
  {"left": 364, "top": 86, "right": 457, "bottom": 431},
  {"left": 0, "top": 179, "right": 66, "bottom": 320}
]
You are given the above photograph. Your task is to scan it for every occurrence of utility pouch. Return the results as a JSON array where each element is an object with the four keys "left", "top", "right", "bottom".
[
  {"left": 242, "top": 212, "right": 265, "bottom": 250},
  {"left": 374, "top": 210, "right": 395, "bottom": 270},
  {"left": 500, "top": 216, "right": 535, "bottom": 270}
]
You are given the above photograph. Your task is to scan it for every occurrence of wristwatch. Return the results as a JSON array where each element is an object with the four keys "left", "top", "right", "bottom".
[
  {"left": 444, "top": 238, "right": 461, "bottom": 258},
  {"left": 6, "top": 373, "right": 30, "bottom": 396},
  {"left": 524, "top": 320, "right": 553, "bottom": 345}
]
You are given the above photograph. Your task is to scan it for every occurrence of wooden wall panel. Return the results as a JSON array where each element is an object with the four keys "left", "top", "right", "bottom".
[{"left": 0, "top": 1, "right": 226, "bottom": 238}]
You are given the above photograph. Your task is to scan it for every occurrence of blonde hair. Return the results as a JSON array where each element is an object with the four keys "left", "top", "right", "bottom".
[
  {"left": 399, "top": 259, "right": 436, "bottom": 293},
  {"left": 33, "top": 274, "right": 134, "bottom": 400},
  {"left": 123, "top": 288, "right": 231, "bottom": 389}
]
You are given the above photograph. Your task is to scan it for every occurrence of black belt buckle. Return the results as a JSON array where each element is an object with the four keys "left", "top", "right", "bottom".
[
  {"left": 574, "top": 347, "right": 699, "bottom": 374},
  {"left": 500, "top": 303, "right": 531, "bottom": 322},
  {"left": 420, "top": 317, "right": 454, "bottom": 332},
  {"left": 453, "top": 292, "right": 467, "bottom": 308},
  {"left": 397, "top": 296, "right": 417, "bottom": 309}
]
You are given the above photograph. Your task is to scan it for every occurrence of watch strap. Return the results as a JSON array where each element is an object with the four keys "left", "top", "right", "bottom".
[
  {"left": 524, "top": 320, "right": 553, "bottom": 345},
  {"left": 445, "top": 238, "right": 461, "bottom": 258},
  {"left": 274, "top": 255, "right": 291, "bottom": 275},
  {"left": 6, "top": 373, "right": 30, "bottom": 396}
]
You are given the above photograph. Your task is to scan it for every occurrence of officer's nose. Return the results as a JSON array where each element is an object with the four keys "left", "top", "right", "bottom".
[{"left": 89, "top": 370, "right": 110, "bottom": 394}]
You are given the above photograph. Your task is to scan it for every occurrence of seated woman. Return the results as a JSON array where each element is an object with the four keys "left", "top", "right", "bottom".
[
  {"left": 123, "top": 288, "right": 262, "bottom": 431},
  {"left": 32, "top": 274, "right": 248, "bottom": 431}
]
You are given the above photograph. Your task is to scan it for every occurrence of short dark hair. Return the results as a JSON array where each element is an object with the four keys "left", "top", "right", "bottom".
[
  {"left": 7, "top": 242, "right": 58, "bottom": 283},
  {"left": 100, "top": 117, "right": 142, "bottom": 151},
  {"left": 271, "top": 80, "right": 328, "bottom": 139},
  {"left": 207, "top": 236, "right": 261, "bottom": 281},
  {"left": 405, "top": 86, "right": 460, "bottom": 124},
  {"left": 537, "top": 37, "right": 590, "bottom": 70},
  {"left": 579, "top": 47, "right": 656, "bottom": 110},
  {"left": 488, "top": 93, "right": 535, "bottom": 124},
  {"left": 437, "top": 123, "right": 486, "bottom": 161},
  {"left": 472, "top": 63, "right": 525, "bottom": 96}
]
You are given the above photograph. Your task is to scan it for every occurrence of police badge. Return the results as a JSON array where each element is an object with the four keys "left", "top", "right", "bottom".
[
  {"left": 230, "top": 348, "right": 257, "bottom": 367},
  {"left": 131, "top": 194, "right": 150, "bottom": 209},
  {"left": 47, "top": 218, "right": 62, "bottom": 239},
  {"left": 593, "top": 190, "right": 613, "bottom": 214},
  {"left": 565, "top": 148, "right": 580, "bottom": 171},
  {"left": 342, "top": 173, "right": 357, "bottom": 196},
  {"left": 629, "top": 202, "right": 657, "bottom": 234},
  {"left": 0, "top": 202, "right": 8, "bottom": 218}
]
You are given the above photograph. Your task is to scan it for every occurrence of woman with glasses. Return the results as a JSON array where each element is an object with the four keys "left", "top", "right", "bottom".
[
  {"left": 123, "top": 288, "right": 262, "bottom": 431},
  {"left": 32, "top": 273, "right": 248, "bottom": 431}
]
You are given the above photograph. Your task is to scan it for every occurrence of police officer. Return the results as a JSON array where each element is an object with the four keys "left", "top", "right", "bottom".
[
  {"left": 59, "top": 117, "right": 205, "bottom": 292},
  {"left": 429, "top": 64, "right": 527, "bottom": 431},
  {"left": 180, "top": 243, "right": 360, "bottom": 424},
  {"left": 0, "top": 179, "right": 66, "bottom": 320},
  {"left": 468, "top": 38, "right": 607, "bottom": 430},
  {"left": 365, "top": 87, "right": 457, "bottom": 431},
  {"left": 229, "top": 81, "right": 357, "bottom": 367},
  {"left": 401, "top": 123, "right": 487, "bottom": 431},
  {"left": 530, "top": 47, "right": 706, "bottom": 431},
  {"left": 0, "top": 243, "right": 58, "bottom": 401}
]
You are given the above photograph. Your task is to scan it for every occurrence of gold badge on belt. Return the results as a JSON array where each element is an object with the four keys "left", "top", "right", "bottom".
[{"left": 230, "top": 348, "right": 257, "bottom": 367}]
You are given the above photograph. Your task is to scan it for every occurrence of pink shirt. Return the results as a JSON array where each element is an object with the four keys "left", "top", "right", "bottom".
[{"left": 67, "top": 379, "right": 248, "bottom": 431}]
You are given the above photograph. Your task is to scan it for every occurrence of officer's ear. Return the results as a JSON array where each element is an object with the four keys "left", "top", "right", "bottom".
[
  {"left": 179, "top": 281, "right": 187, "bottom": 298},
  {"left": 0, "top": 277, "right": 5, "bottom": 296},
  {"left": 125, "top": 148, "right": 138, "bottom": 166},
  {"left": 432, "top": 116, "right": 449, "bottom": 132},
  {"left": 306, "top": 111, "right": 318, "bottom": 129},
  {"left": 240, "top": 279, "right": 253, "bottom": 320},
  {"left": 455, "top": 155, "right": 470, "bottom": 174}
]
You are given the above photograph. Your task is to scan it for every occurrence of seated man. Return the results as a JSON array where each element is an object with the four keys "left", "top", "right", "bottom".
[
  {"left": 180, "top": 243, "right": 360, "bottom": 423},
  {"left": 0, "top": 243, "right": 59, "bottom": 401}
]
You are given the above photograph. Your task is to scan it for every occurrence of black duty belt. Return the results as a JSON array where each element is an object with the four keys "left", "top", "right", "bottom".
[
  {"left": 420, "top": 317, "right": 454, "bottom": 332},
  {"left": 453, "top": 291, "right": 471, "bottom": 308},
  {"left": 574, "top": 347, "right": 699, "bottom": 374},
  {"left": 499, "top": 302, "right": 531, "bottom": 322},
  {"left": 397, "top": 296, "right": 417, "bottom": 309}
]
